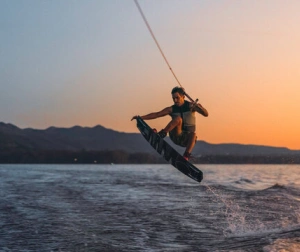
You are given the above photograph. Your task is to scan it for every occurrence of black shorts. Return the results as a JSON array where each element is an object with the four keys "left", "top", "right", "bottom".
[{"left": 169, "top": 131, "right": 190, "bottom": 147}]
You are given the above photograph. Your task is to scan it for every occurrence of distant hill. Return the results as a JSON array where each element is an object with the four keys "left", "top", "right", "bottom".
[{"left": 0, "top": 122, "right": 299, "bottom": 156}]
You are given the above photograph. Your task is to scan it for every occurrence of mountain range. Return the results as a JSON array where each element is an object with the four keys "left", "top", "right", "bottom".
[{"left": 1, "top": 121, "right": 299, "bottom": 157}]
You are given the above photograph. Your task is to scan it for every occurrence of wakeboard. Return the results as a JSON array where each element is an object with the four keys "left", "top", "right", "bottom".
[{"left": 135, "top": 116, "right": 203, "bottom": 183}]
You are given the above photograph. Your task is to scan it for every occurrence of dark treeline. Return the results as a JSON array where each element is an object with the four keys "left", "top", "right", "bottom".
[
  {"left": 197, "top": 155, "right": 300, "bottom": 164},
  {"left": 0, "top": 150, "right": 300, "bottom": 164},
  {"left": 0, "top": 150, "right": 162, "bottom": 164}
]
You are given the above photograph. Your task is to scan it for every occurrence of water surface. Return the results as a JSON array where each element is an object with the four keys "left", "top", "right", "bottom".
[{"left": 0, "top": 164, "right": 299, "bottom": 251}]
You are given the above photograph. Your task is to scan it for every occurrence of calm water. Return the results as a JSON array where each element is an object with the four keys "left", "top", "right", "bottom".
[{"left": 0, "top": 164, "right": 299, "bottom": 251}]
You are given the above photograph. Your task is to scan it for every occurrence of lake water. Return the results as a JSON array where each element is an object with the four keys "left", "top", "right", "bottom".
[{"left": 0, "top": 164, "right": 299, "bottom": 251}]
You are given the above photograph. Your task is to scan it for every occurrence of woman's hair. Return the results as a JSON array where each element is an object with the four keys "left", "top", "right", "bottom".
[{"left": 171, "top": 86, "right": 185, "bottom": 96}]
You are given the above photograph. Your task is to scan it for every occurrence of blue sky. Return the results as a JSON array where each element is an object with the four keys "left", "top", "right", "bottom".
[{"left": 1, "top": 1, "right": 135, "bottom": 125}]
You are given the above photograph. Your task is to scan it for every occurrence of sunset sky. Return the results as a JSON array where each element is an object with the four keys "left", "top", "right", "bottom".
[{"left": 1, "top": 0, "right": 300, "bottom": 150}]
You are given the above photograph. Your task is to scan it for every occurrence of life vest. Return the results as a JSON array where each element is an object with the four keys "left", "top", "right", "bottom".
[{"left": 170, "top": 100, "right": 196, "bottom": 132}]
